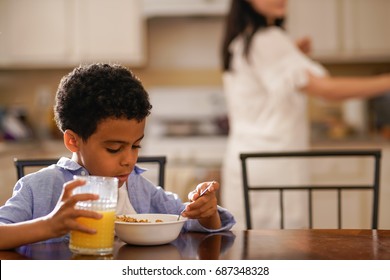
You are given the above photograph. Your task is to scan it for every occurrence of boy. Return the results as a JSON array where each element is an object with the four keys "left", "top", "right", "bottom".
[{"left": 0, "top": 63, "right": 235, "bottom": 250}]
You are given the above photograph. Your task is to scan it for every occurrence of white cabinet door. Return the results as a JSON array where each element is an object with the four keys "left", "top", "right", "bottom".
[
  {"left": 0, "top": 0, "right": 72, "bottom": 67},
  {"left": 287, "top": 0, "right": 341, "bottom": 58},
  {"left": 0, "top": 0, "right": 145, "bottom": 67},
  {"left": 342, "top": 0, "right": 390, "bottom": 61},
  {"left": 74, "top": 0, "right": 145, "bottom": 65},
  {"left": 287, "top": 0, "right": 390, "bottom": 62}
]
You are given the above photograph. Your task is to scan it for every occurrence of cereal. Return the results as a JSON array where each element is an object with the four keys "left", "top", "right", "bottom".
[{"left": 116, "top": 215, "right": 164, "bottom": 223}]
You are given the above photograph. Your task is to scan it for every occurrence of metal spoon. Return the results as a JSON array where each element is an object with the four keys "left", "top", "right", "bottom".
[{"left": 177, "top": 181, "right": 215, "bottom": 221}]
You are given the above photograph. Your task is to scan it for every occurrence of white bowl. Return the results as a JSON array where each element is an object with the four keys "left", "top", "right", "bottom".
[{"left": 115, "top": 213, "right": 187, "bottom": 246}]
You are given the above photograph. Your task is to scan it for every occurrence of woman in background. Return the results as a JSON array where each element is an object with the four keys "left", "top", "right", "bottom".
[{"left": 221, "top": 0, "right": 390, "bottom": 229}]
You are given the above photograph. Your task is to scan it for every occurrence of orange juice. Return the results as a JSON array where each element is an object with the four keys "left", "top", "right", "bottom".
[{"left": 69, "top": 210, "right": 115, "bottom": 255}]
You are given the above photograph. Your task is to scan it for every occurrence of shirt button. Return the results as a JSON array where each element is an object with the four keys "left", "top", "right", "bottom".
[{"left": 81, "top": 171, "right": 86, "bottom": 175}]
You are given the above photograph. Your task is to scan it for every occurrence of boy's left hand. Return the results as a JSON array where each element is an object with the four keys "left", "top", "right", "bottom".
[{"left": 182, "top": 181, "right": 221, "bottom": 229}]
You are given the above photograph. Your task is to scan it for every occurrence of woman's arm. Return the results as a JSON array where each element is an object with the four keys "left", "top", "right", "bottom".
[{"left": 303, "top": 72, "right": 390, "bottom": 101}]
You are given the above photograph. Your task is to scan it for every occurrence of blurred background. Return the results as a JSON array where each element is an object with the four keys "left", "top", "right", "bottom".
[{"left": 0, "top": 0, "right": 389, "bottom": 227}]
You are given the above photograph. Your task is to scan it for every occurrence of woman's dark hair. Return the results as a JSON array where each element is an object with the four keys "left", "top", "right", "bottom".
[
  {"left": 54, "top": 63, "right": 152, "bottom": 141},
  {"left": 221, "top": 0, "right": 284, "bottom": 71}
]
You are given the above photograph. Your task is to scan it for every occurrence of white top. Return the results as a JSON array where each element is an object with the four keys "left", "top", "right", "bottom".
[
  {"left": 221, "top": 27, "right": 327, "bottom": 229},
  {"left": 116, "top": 183, "right": 136, "bottom": 215},
  {"left": 224, "top": 27, "right": 327, "bottom": 148}
]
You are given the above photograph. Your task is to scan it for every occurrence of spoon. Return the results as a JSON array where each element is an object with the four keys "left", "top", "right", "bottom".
[{"left": 177, "top": 181, "right": 215, "bottom": 221}]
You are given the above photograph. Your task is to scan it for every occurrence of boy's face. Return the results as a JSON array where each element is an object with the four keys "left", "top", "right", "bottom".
[{"left": 72, "top": 117, "right": 146, "bottom": 187}]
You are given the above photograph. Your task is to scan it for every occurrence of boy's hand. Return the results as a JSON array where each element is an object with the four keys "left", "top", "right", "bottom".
[
  {"left": 183, "top": 181, "right": 221, "bottom": 229},
  {"left": 44, "top": 179, "right": 102, "bottom": 238}
]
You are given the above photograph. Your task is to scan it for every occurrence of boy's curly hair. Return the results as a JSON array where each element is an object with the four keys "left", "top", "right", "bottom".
[{"left": 54, "top": 63, "right": 152, "bottom": 141}]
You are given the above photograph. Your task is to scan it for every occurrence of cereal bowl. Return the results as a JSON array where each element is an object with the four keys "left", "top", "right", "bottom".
[{"left": 115, "top": 213, "right": 187, "bottom": 246}]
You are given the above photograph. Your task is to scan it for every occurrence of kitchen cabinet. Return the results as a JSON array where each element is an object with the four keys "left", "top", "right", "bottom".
[
  {"left": 342, "top": 0, "right": 390, "bottom": 61},
  {"left": 0, "top": 0, "right": 71, "bottom": 67},
  {"left": 0, "top": 0, "right": 145, "bottom": 68},
  {"left": 287, "top": 0, "right": 390, "bottom": 62},
  {"left": 73, "top": 0, "right": 145, "bottom": 65},
  {"left": 287, "top": 0, "right": 340, "bottom": 59}
]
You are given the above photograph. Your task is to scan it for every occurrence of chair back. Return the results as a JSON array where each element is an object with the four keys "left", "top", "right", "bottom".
[
  {"left": 134, "top": 156, "right": 167, "bottom": 188},
  {"left": 14, "top": 156, "right": 167, "bottom": 188},
  {"left": 14, "top": 159, "right": 58, "bottom": 180},
  {"left": 240, "top": 149, "right": 381, "bottom": 229}
]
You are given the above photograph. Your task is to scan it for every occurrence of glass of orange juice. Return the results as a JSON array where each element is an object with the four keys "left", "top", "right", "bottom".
[{"left": 69, "top": 175, "right": 118, "bottom": 255}]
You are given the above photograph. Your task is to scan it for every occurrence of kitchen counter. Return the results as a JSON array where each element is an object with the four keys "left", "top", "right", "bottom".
[
  {"left": 0, "top": 140, "right": 67, "bottom": 156},
  {"left": 311, "top": 136, "right": 390, "bottom": 148}
]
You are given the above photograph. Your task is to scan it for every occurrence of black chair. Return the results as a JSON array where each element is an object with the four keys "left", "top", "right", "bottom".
[
  {"left": 135, "top": 156, "right": 167, "bottom": 188},
  {"left": 240, "top": 150, "right": 381, "bottom": 230},
  {"left": 14, "top": 156, "right": 167, "bottom": 188},
  {"left": 14, "top": 158, "right": 58, "bottom": 180}
]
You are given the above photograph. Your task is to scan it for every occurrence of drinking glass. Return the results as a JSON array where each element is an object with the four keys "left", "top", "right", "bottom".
[{"left": 69, "top": 175, "right": 118, "bottom": 255}]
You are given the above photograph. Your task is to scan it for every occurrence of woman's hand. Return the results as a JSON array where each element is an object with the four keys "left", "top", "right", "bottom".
[{"left": 296, "top": 36, "right": 312, "bottom": 54}]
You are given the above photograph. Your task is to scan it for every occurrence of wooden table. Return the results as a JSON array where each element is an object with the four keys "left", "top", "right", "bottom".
[{"left": 1, "top": 229, "right": 390, "bottom": 260}]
